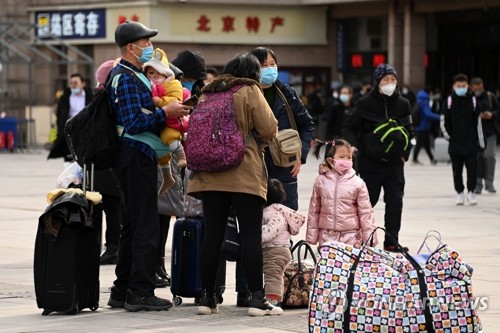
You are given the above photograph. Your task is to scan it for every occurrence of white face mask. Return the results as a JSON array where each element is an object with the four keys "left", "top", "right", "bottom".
[{"left": 380, "top": 83, "right": 397, "bottom": 96}]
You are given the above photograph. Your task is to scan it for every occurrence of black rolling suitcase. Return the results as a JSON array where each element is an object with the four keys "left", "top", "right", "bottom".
[
  {"left": 170, "top": 217, "right": 226, "bottom": 306},
  {"left": 34, "top": 163, "right": 102, "bottom": 315}
]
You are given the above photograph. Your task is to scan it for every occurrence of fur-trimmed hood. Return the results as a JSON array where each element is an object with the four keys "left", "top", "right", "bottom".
[{"left": 202, "top": 74, "right": 260, "bottom": 93}]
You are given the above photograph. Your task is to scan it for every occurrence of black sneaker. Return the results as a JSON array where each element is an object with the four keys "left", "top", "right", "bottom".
[
  {"left": 248, "top": 291, "right": 283, "bottom": 316},
  {"left": 124, "top": 289, "right": 173, "bottom": 312},
  {"left": 485, "top": 186, "right": 497, "bottom": 193},
  {"left": 197, "top": 290, "right": 219, "bottom": 315},
  {"left": 107, "top": 286, "right": 126, "bottom": 308}
]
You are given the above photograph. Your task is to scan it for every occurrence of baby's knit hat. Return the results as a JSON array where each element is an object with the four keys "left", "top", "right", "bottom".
[
  {"left": 373, "top": 64, "right": 398, "bottom": 86},
  {"left": 143, "top": 48, "right": 174, "bottom": 78}
]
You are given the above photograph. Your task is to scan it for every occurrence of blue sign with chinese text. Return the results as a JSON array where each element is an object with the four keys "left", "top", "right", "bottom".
[{"left": 35, "top": 8, "right": 106, "bottom": 40}]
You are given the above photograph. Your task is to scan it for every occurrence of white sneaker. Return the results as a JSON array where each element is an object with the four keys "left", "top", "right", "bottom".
[
  {"left": 456, "top": 192, "right": 464, "bottom": 205},
  {"left": 467, "top": 191, "right": 477, "bottom": 205}
]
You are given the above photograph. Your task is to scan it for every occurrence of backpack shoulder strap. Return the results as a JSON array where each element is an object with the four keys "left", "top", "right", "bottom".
[{"left": 108, "top": 66, "right": 149, "bottom": 93}]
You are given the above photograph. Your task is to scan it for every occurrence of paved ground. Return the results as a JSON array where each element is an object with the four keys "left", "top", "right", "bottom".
[{"left": 0, "top": 146, "right": 499, "bottom": 332}]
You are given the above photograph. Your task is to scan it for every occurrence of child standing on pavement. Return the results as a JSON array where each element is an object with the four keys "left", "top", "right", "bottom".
[
  {"left": 306, "top": 139, "right": 378, "bottom": 247},
  {"left": 144, "top": 48, "right": 189, "bottom": 194},
  {"left": 262, "top": 178, "right": 305, "bottom": 314}
]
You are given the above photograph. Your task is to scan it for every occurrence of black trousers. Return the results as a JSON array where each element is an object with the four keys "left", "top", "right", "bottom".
[
  {"left": 360, "top": 164, "right": 405, "bottom": 247},
  {"left": 450, "top": 153, "right": 477, "bottom": 193},
  {"left": 113, "top": 145, "right": 159, "bottom": 296},
  {"left": 413, "top": 130, "right": 435, "bottom": 162},
  {"left": 201, "top": 191, "right": 265, "bottom": 293},
  {"left": 158, "top": 214, "right": 171, "bottom": 259},
  {"left": 102, "top": 193, "right": 121, "bottom": 248}
]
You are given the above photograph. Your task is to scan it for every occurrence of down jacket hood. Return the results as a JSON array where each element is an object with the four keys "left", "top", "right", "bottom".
[
  {"left": 262, "top": 203, "right": 305, "bottom": 247},
  {"left": 201, "top": 74, "right": 260, "bottom": 93}
]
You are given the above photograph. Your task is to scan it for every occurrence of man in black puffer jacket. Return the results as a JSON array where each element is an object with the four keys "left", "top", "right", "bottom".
[
  {"left": 441, "top": 73, "right": 484, "bottom": 206},
  {"left": 342, "top": 64, "right": 414, "bottom": 252}
]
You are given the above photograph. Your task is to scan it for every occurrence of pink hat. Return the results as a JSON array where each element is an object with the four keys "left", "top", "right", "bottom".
[{"left": 95, "top": 60, "right": 116, "bottom": 86}]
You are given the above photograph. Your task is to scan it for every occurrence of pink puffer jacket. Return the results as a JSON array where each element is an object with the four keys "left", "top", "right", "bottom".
[
  {"left": 306, "top": 164, "right": 378, "bottom": 247},
  {"left": 262, "top": 203, "right": 305, "bottom": 248}
]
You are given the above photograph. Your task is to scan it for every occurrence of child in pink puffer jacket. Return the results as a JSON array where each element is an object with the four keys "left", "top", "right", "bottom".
[
  {"left": 262, "top": 178, "right": 305, "bottom": 313},
  {"left": 306, "top": 139, "right": 378, "bottom": 247}
]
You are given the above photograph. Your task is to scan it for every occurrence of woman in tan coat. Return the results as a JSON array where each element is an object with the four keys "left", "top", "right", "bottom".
[{"left": 187, "top": 53, "right": 278, "bottom": 316}]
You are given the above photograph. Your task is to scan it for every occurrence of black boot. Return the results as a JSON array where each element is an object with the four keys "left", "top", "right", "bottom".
[
  {"left": 248, "top": 290, "right": 283, "bottom": 316},
  {"left": 236, "top": 291, "right": 251, "bottom": 307},
  {"left": 99, "top": 244, "right": 118, "bottom": 265},
  {"left": 155, "top": 273, "right": 169, "bottom": 288},
  {"left": 197, "top": 290, "right": 219, "bottom": 315},
  {"left": 156, "top": 257, "right": 171, "bottom": 286}
]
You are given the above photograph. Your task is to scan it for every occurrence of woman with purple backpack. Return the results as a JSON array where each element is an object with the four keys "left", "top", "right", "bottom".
[{"left": 187, "top": 52, "right": 278, "bottom": 316}]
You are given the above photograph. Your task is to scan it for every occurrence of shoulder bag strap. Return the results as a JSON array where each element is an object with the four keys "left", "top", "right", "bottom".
[
  {"left": 275, "top": 86, "right": 297, "bottom": 131},
  {"left": 486, "top": 91, "right": 493, "bottom": 110}
]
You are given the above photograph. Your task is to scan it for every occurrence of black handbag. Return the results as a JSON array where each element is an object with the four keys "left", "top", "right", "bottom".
[{"left": 220, "top": 207, "right": 240, "bottom": 262}]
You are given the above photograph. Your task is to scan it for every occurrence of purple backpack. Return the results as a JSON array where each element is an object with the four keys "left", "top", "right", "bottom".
[{"left": 185, "top": 85, "right": 245, "bottom": 172}]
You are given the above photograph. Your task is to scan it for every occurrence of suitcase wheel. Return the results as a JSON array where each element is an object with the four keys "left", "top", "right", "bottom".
[
  {"left": 90, "top": 304, "right": 98, "bottom": 311},
  {"left": 217, "top": 295, "right": 223, "bottom": 304},
  {"left": 173, "top": 296, "right": 182, "bottom": 306}
]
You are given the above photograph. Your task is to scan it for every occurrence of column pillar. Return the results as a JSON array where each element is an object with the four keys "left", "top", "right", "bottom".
[
  {"left": 403, "top": 0, "right": 426, "bottom": 90},
  {"left": 387, "top": 0, "right": 404, "bottom": 78}
]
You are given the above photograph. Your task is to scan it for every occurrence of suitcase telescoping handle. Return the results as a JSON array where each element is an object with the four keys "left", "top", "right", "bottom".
[{"left": 82, "top": 163, "right": 96, "bottom": 228}]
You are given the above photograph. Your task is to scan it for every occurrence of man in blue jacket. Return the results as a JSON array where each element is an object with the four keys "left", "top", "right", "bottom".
[{"left": 412, "top": 86, "right": 441, "bottom": 165}]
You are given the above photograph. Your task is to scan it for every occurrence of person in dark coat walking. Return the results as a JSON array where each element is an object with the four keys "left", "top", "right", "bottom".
[
  {"left": 325, "top": 85, "right": 354, "bottom": 140},
  {"left": 441, "top": 73, "right": 484, "bottom": 205},
  {"left": 342, "top": 64, "right": 414, "bottom": 252},
  {"left": 412, "top": 86, "right": 440, "bottom": 165},
  {"left": 48, "top": 73, "right": 93, "bottom": 163},
  {"left": 470, "top": 77, "right": 499, "bottom": 194}
]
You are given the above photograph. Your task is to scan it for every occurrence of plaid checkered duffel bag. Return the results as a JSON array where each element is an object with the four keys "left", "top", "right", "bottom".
[{"left": 308, "top": 228, "right": 482, "bottom": 333}]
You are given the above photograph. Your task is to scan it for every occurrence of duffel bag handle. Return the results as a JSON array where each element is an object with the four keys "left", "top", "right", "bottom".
[
  {"left": 291, "top": 240, "right": 317, "bottom": 268},
  {"left": 364, "top": 227, "right": 424, "bottom": 272},
  {"left": 417, "top": 230, "right": 444, "bottom": 255}
]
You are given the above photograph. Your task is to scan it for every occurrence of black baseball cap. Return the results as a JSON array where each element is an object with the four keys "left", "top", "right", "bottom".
[{"left": 114, "top": 21, "right": 158, "bottom": 47}]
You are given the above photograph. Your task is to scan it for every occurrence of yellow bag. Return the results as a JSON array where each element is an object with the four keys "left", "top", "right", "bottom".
[{"left": 268, "top": 129, "right": 302, "bottom": 167}]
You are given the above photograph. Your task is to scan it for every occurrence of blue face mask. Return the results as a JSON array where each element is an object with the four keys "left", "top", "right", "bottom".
[
  {"left": 260, "top": 66, "right": 278, "bottom": 85},
  {"left": 182, "top": 81, "right": 194, "bottom": 91},
  {"left": 339, "top": 94, "right": 350, "bottom": 103},
  {"left": 71, "top": 88, "right": 81, "bottom": 95},
  {"left": 454, "top": 87, "right": 468, "bottom": 97},
  {"left": 133, "top": 44, "right": 154, "bottom": 64}
]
